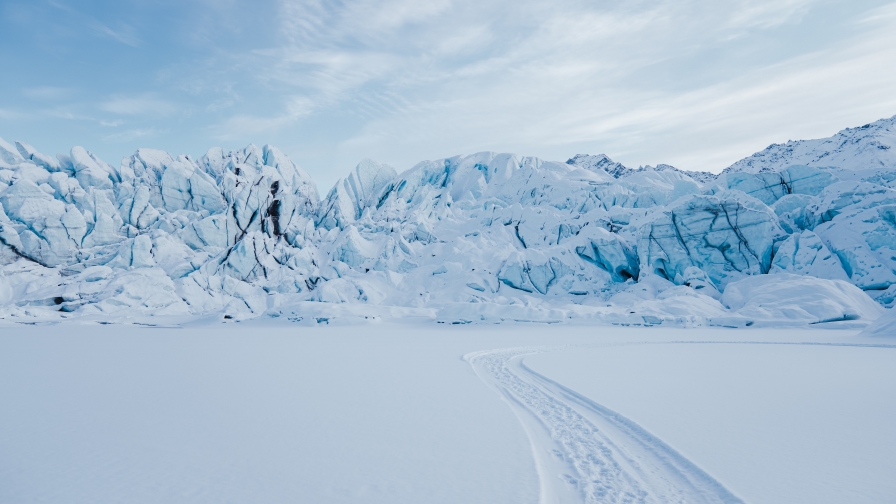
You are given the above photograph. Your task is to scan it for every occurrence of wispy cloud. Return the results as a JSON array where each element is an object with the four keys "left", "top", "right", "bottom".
[
  {"left": 255, "top": 0, "right": 893, "bottom": 175},
  {"left": 89, "top": 20, "right": 141, "bottom": 47},
  {"left": 0, "top": 108, "right": 27, "bottom": 120},
  {"left": 726, "top": 0, "right": 817, "bottom": 30},
  {"left": 278, "top": 0, "right": 453, "bottom": 47},
  {"left": 35, "top": 1, "right": 142, "bottom": 47},
  {"left": 213, "top": 96, "right": 314, "bottom": 139},
  {"left": 100, "top": 94, "right": 177, "bottom": 117},
  {"left": 103, "top": 127, "right": 164, "bottom": 143},
  {"left": 40, "top": 107, "right": 95, "bottom": 121},
  {"left": 3, "top": 0, "right": 893, "bottom": 188},
  {"left": 23, "top": 86, "right": 75, "bottom": 101}
]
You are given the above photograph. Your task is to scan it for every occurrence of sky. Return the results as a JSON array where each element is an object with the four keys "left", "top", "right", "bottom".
[{"left": 1, "top": 0, "right": 895, "bottom": 192}]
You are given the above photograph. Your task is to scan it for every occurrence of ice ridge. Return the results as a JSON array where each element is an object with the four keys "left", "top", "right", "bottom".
[{"left": 0, "top": 115, "right": 894, "bottom": 325}]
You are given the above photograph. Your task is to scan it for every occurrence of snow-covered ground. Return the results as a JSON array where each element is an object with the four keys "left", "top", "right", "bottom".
[
  {"left": 2, "top": 322, "right": 894, "bottom": 504},
  {"left": 525, "top": 340, "right": 896, "bottom": 503}
]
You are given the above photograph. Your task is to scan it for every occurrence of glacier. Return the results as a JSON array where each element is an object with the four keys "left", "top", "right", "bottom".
[{"left": 1, "top": 115, "right": 895, "bottom": 325}]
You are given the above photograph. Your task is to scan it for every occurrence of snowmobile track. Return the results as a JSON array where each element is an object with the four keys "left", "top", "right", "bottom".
[
  {"left": 465, "top": 340, "right": 896, "bottom": 503},
  {"left": 465, "top": 345, "right": 742, "bottom": 504}
]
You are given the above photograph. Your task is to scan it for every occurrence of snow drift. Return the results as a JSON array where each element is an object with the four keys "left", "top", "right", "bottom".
[{"left": 1, "top": 115, "right": 895, "bottom": 325}]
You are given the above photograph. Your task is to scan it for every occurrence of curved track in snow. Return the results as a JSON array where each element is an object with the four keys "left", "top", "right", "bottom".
[
  {"left": 465, "top": 341, "right": 896, "bottom": 504},
  {"left": 465, "top": 345, "right": 743, "bottom": 504}
]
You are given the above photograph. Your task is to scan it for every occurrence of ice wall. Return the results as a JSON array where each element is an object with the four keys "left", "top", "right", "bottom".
[{"left": 1, "top": 114, "right": 895, "bottom": 324}]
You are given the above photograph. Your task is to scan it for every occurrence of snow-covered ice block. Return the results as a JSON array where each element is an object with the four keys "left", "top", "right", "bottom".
[
  {"left": 70, "top": 146, "right": 117, "bottom": 190},
  {"left": 770, "top": 230, "right": 848, "bottom": 280},
  {"left": 721, "top": 273, "right": 883, "bottom": 324},
  {"left": 329, "top": 226, "right": 380, "bottom": 268},
  {"left": 318, "top": 159, "right": 396, "bottom": 230},
  {"left": 728, "top": 165, "right": 835, "bottom": 205},
  {"left": 811, "top": 181, "right": 896, "bottom": 223},
  {"left": 638, "top": 191, "right": 785, "bottom": 288},
  {"left": 14, "top": 140, "right": 61, "bottom": 171},
  {"left": 859, "top": 307, "right": 896, "bottom": 336},
  {"left": 108, "top": 235, "right": 156, "bottom": 269},
  {"left": 574, "top": 226, "right": 639, "bottom": 282},
  {"left": 814, "top": 201, "right": 896, "bottom": 291},
  {"left": 771, "top": 194, "right": 815, "bottom": 233},
  {"left": 0, "top": 137, "right": 25, "bottom": 166}
]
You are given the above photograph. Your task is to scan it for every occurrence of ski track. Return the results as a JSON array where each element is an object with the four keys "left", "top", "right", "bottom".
[{"left": 464, "top": 340, "right": 896, "bottom": 504}]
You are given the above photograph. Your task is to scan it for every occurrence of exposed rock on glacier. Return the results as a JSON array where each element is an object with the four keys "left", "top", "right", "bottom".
[
  {"left": 1, "top": 114, "right": 895, "bottom": 325},
  {"left": 567, "top": 154, "right": 633, "bottom": 178},
  {"left": 567, "top": 154, "right": 716, "bottom": 184}
]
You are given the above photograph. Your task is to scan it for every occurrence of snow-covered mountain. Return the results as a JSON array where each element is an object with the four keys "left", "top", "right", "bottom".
[
  {"left": 1, "top": 115, "right": 894, "bottom": 325},
  {"left": 566, "top": 154, "right": 717, "bottom": 184},
  {"left": 724, "top": 114, "right": 896, "bottom": 174}
]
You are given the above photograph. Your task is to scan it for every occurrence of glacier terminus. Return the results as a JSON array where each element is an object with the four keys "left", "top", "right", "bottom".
[{"left": 1, "top": 115, "right": 895, "bottom": 326}]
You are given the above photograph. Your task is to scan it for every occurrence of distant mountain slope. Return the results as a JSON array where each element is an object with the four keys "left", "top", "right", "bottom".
[
  {"left": 566, "top": 154, "right": 717, "bottom": 183},
  {"left": 724, "top": 114, "right": 896, "bottom": 174}
]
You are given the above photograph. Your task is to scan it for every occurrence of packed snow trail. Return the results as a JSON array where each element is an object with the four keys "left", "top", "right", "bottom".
[
  {"left": 465, "top": 346, "right": 743, "bottom": 504},
  {"left": 466, "top": 340, "right": 896, "bottom": 503}
]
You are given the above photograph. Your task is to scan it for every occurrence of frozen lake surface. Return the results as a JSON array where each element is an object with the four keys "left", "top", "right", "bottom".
[{"left": 1, "top": 322, "right": 894, "bottom": 503}]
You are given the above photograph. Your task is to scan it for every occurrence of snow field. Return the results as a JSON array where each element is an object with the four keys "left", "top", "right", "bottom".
[
  {"left": 466, "top": 347, "right": 742, "bottom": 503},
  {"left": 0, "top": 323, "right": 538, "bottom": 504},
  {"left": 2, "top": 322, "right": 894, "bottom": 504},
  {"left": 524, "top": 340, "right": 896, "bottom": 503}
]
